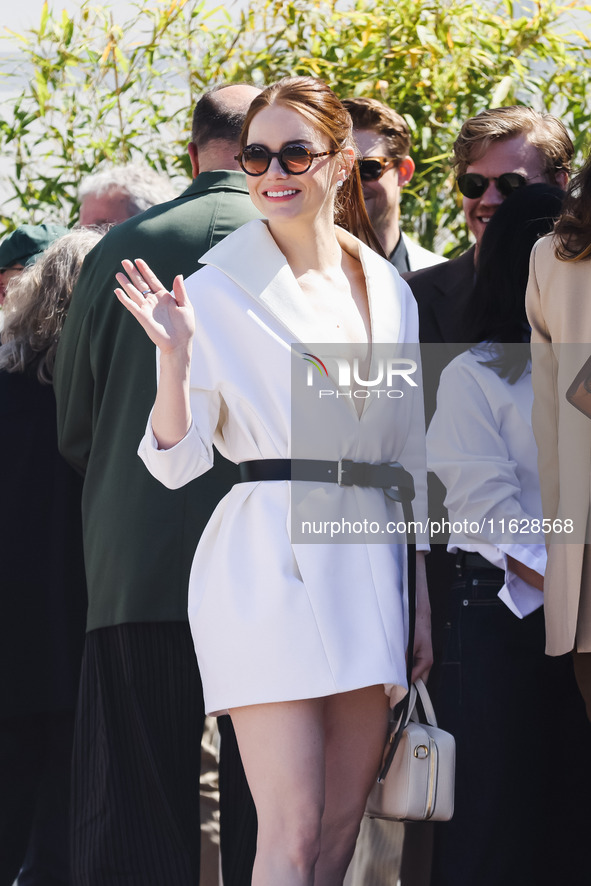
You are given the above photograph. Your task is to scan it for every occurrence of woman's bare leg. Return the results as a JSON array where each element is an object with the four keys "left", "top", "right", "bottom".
[
  {"left": 230, "top": 686, "right": 390, "bottom": 886},
  {"left": 230, "top": 698, "right": 326, "bottom": 886},
  {"left": 314, "top": 685, "right": 390, "bottom": 886}
]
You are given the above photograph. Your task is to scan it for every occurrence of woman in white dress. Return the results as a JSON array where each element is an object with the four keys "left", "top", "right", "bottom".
[{"left": 114, "top": 77, "right": 431, "bottom": 886}]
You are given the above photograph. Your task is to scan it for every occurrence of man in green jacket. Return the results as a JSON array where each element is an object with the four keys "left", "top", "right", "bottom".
[{"left": 54, "top": 84, "right": 260, "bottom": 886}]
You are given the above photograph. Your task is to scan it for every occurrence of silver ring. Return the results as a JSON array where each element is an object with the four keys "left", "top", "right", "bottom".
[{"left": 140, "top": 289, "right": 152, "bottom": 295}]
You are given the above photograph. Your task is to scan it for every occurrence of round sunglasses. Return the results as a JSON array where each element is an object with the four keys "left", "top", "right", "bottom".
[
  {"left": 357, "top": 157, "right": 396, "bottom": 182},
  {"left": 456, "top": 172, "right": 530, "bottom": 199},
  {"left": 235, "top": 143, "right": 337, "bottom": 176}
]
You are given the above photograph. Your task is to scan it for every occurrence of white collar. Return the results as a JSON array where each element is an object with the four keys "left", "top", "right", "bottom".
[{"left": 200, "top": 219, "right": 403, "bottom": 348}]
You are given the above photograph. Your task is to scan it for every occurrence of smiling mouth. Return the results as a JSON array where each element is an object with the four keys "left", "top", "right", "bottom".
[{"left": 264, "top": 189, "right": 298, "bottom": 198}]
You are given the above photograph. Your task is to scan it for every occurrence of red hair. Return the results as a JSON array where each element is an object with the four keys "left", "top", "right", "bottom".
[{"left": 240, "top": 77, "right": 384, "bottom": 256}]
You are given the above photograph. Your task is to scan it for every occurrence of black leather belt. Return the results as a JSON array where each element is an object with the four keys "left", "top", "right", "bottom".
[
  {"left": 456, "top": 551, "right": 503, "bottom": 574},
  {"left": 238, "top": 458, "right": 415, "bottom": 502}
]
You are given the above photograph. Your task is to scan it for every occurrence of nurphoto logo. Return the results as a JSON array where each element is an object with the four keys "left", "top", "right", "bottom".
[{"left": 303, "top": 352, "right": 418, "bottom": 400}]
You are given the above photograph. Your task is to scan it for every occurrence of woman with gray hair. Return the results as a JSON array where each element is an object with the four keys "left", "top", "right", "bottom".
[{"left": 0, "top": 228, "right": 101, "bottom": 886}]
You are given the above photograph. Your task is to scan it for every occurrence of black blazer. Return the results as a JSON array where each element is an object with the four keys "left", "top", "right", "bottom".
[
  {"left": 403, "top": 245, "right": 476, "bottom": 345},
  {"left": 403, "top": 249, "right": 477, "bottom": 646},
  {"left": 403, "top": 245, "right": 477, "bottom": 423}
]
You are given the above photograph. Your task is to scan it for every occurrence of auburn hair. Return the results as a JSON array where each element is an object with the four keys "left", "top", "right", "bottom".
[
  {"left": 553, "top": 149, "right": 591, "bottom": 262},
  {"left": 239, "top": 77, "right": 385, "bottom": 256}
]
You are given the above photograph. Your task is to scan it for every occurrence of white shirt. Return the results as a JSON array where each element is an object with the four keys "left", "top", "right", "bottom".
[
  {"left": 401, "top": 233, "right": 447, "bottom": 272},
  {"left": 427, "top": 345, "right": 545, "bottom": 618}
]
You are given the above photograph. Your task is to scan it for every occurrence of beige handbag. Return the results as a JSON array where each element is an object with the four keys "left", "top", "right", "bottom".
[{"left": 365, "top": 678, "right": 455, "bottom": 822}]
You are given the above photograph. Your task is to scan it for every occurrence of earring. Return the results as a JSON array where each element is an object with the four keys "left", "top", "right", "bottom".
[{"left": 336, "top": 180, "right": 343, "bottom": 189}]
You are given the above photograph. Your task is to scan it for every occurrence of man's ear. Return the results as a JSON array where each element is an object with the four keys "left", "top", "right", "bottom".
[
  {"left": 554, "top": 167, "right": 569, "bottom": 192},
  {"left": 188, "top": 142, "right": 199, "bottom": 179},
  {"left": 397, "top": 156, "right": 415, "bottom": 186}
]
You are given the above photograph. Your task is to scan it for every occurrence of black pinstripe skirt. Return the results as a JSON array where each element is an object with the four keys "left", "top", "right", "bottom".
[{"left": 71, "top": 623, "right": 205, "bottom": 886}]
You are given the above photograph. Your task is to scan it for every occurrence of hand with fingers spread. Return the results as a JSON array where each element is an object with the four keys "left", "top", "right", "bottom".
[
  {"left": 115, "top": 258, "right": 195, "bottom": 356},
  {"left": 115, "top": 257, "right": 195, "bottom": 451}
]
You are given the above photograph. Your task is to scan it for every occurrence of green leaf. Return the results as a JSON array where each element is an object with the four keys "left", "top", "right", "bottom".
[
  {"left": 490, "top": 74, "right": 513, "bottom": 105},
  {"left": 0, "top": 0, "right": 589, "bottom": 246},
  {"left": 39, "top": 1, "right": 49, "bottom": 37}
]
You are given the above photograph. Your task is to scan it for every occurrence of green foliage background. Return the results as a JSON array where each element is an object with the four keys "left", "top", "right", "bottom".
[{"left": 1, "top": 0, "right": 590, "bottom": 252}]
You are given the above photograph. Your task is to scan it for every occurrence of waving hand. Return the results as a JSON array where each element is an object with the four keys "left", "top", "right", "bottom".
[
  {"left": 115, "top": 258, "right": 195, "bottom": 355},
  {"left": 115, "top": 257, "right": 195, "bottom": 450}
]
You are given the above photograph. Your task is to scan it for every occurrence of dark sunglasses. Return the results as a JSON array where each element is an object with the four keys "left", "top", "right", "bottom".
[
  {"left": 235, "top": 143, "right": 336, "bottom": 176},
  {"left": 357, "top": 157, "right": 396, "bottom": 182},
  {"left": 456, "top": 172, "right": 530, "bottom": 199}
]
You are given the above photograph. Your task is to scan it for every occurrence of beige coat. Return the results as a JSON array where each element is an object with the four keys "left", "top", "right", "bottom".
[{"left": 526, "top": 234, "right": 591, "bottom": 655}]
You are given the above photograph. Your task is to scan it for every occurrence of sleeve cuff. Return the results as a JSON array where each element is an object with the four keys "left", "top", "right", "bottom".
[{"left": 137, "top": 409, "right": 213, "bottom": 489}]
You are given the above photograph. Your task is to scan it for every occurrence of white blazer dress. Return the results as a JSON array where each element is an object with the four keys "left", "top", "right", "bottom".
[{"left": 139, "top": 219, "right": 428, "bottom": 715}]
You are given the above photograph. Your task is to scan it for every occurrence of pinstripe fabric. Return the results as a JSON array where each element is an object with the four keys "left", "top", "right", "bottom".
[{"left": 71, "top": 624, "right": 204, "bottom": 886}]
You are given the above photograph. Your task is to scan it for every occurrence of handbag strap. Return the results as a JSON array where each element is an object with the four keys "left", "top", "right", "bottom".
[
  {"left": 411, "top": 678, "right": 437, "bottom": 728},
  {"left": 377, "top": 492, "right": 417, "bottom": 782}
]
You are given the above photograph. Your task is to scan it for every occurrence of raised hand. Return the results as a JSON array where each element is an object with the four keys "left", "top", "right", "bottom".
[{"left": 115, "top": 258, "right": 195, "bottom": 355}]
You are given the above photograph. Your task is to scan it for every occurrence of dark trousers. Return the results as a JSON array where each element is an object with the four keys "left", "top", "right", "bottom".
[
  {"left": 430, "top": 556, "right": 591, "bottom": 886},
  {"left": 218, "top": 715, "right": 257, "bottom": 886},
  {"left": 572, "top": 650, "right": 591, "bottom": 721},
  {"left": 71, "top": 623, "right": 257, "bottom": 886},
  {"left": 0, "top": 711, "right": 74, "bottom": 886}
]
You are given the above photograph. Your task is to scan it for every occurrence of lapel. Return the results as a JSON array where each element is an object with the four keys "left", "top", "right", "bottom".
[
  {"left": 429, "top": 246, "right": 476, "bottom": 343},
  {"left": 200, "top": 219, "right": 308, "bottom": 344},
  {"left": 201, "top": 220, "right": 405, "bottom": 420},
  {"left": 200, "top": 219, "right": 402, "bottom": 346}
]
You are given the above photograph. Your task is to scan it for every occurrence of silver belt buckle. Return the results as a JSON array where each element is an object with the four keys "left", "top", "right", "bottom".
[{"left": 337, "top": 458, "right": 354, "bottom": 486}]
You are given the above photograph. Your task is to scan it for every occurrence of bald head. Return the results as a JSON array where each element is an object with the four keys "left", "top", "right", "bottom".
[{"left": 189, "top": 84, "right": 261, "bottom": 174}]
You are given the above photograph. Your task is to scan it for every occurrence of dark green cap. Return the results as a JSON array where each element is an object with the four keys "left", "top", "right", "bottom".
[{"left": 0, "top": 223, "right": 69, "bottom": 269}]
